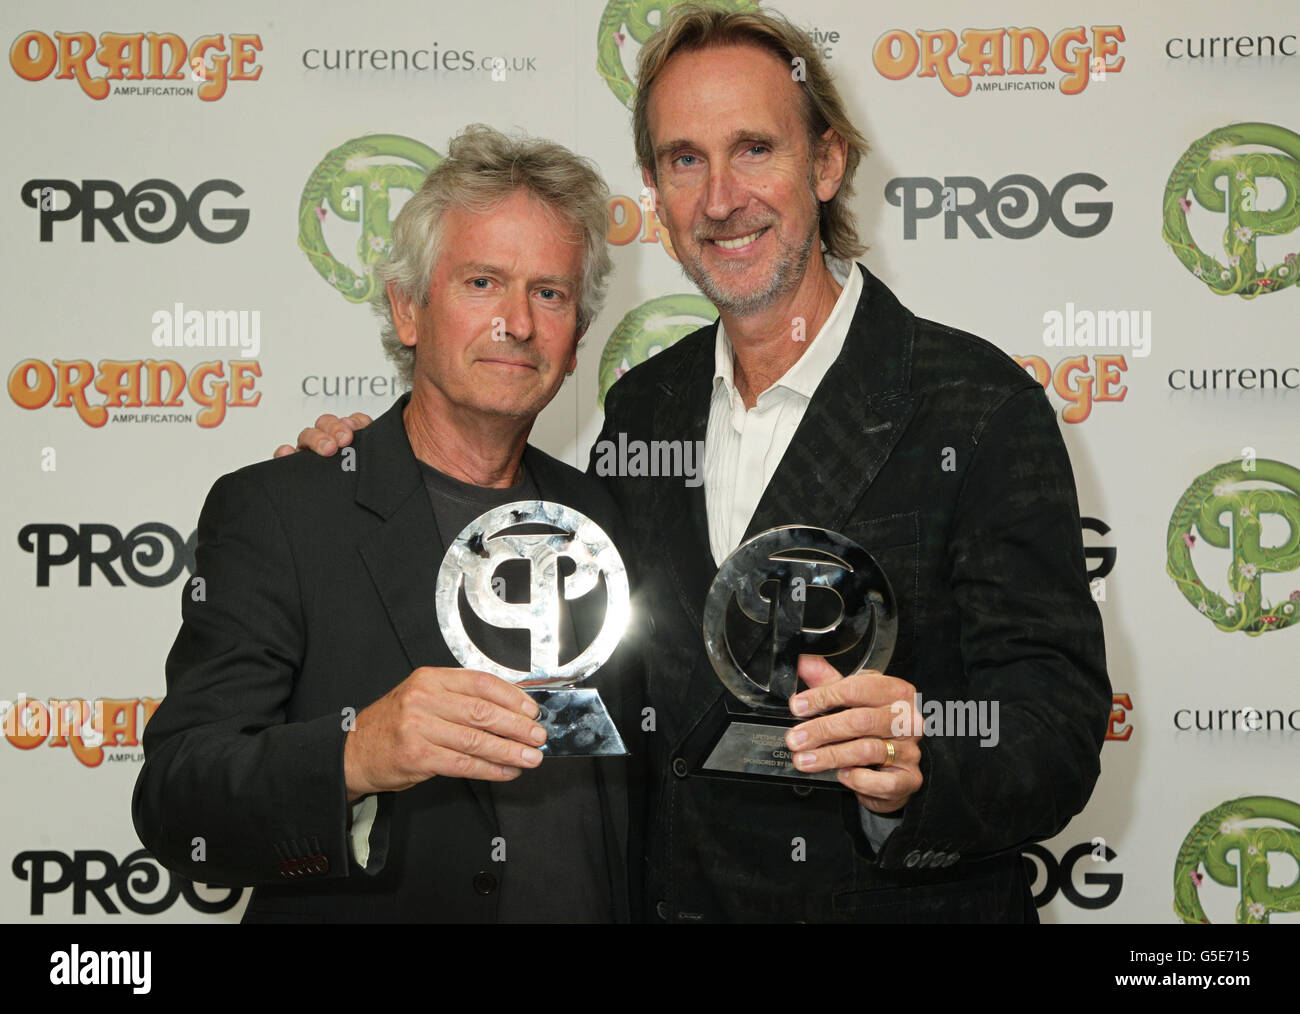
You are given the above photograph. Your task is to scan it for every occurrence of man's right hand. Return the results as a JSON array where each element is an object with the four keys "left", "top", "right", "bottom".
[
  {"left": 343, "top": 667, "right": 547, "bottom": 801},
  {"left": 274, "top": 412, "right": 373, "bottom": 458}
]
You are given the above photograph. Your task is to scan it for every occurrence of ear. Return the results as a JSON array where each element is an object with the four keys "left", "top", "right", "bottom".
[
  {"left": 388, "top": 280, "right": 419, "bottom": 348},
  {"left": 813, "top": 127, "right": 848, "bottom": 203},
  {"left": 567, "top": 326, "right": 585, "bottom": 374},
  {"left": 639, "top": 167, "right": 662, "bottom": 216}
]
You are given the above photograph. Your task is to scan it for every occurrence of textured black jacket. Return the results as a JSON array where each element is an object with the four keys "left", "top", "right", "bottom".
[
  {"left": 133, "top": 394, "right": 645, "bottom": 922},
  {"left": 592, "top": 263, "right": 1111, "bottom": 922}
]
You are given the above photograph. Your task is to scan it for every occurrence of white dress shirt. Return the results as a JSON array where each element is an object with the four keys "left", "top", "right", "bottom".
[{"left": 704, "top": 258, "right": 861, "bottom": 566}]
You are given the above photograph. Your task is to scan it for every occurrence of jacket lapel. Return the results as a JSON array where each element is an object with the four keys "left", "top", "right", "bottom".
[
  {"left": 648, "top": 333, "right": 719, "bottom": 635},
  {"left": 354, "top": 395, "right": 497, "bottom": 825},
  {"left": 744, "top": 264, "right": 917, "bottom": 539}
]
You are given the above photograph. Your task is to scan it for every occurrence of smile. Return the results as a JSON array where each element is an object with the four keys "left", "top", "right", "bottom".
[{"left": 710, "top": 228, "right": 767, "bottom": 251}]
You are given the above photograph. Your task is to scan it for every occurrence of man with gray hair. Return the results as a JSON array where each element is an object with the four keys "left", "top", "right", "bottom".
[{"left": 134, "top": 124, "right": 642, "bottom": 922}]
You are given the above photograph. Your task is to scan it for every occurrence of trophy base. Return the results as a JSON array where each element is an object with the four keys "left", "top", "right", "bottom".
[
  {"left": 683, "top": 698, "right": 845, "bottom": 788},
  {"left": 527, "top": 688, "right": 628, "bottom": 757}
]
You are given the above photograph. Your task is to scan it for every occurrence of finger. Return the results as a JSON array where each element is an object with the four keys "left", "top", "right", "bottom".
[
  {"left": 796, "top": 654, "right": 844, "bottom": 689},
  {"left": 837, "top": 762, "right": 922, "bottom": 805},
  {"left": 853, "top": 791, "right": 909, "bottom": 816},
  {"left": 296, "top": 426, "right": 337, "bottom": 455},
  {"left": 420, "top": 742, "right": 525, "bottom": 782},
  {"left": 423, "top": 715, "right": 545, "bottom": 770},
  {"left": 427, "top": 668, "right": 540, "bottom": 719},
  {"left": 791, "top": 669, "right": 912, "bottom": 717},
  {"left": 787, "top": 705, "right": 892, "bottom": 753},
  {"left": 439, "top": 690, "right": 548, "bottom": 749},
  {"left": 320, "top": 412, "right": 368, "bottom": 448},
  {"left": 793, "top": 735, "right": 919, "bottom": 774},
  {"left": 273, "top": 444, "right": 297, "bottom": 458}
]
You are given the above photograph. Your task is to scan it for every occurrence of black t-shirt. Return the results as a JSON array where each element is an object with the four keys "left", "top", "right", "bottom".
[{"left": 420, "top": 459, "right": 614, "bottom": 923}]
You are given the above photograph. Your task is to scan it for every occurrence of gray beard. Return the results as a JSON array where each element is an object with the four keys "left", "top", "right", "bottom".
[{"left": 683, "top": 223, "right": 818, "bottom": 317}]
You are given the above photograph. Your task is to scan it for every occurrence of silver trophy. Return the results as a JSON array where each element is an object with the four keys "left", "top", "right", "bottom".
[
  {"left": 436, "top": 501, "right": 630, "bottom": 756},
  {"left": 685, "top": 525, "right": 897, "bottom": 785}
]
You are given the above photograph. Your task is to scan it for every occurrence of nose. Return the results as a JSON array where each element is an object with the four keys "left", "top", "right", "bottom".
[
  {"left": 704, "top": 162, "right": 746, "bottom": 223},
  {"left": 499, "top": 283, "right": 535, "bottom": 343}
]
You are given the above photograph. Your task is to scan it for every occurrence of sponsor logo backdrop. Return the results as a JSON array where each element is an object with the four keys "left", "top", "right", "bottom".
[{"left": 3, "top": 0, "right": 1296, "bottom": 923}]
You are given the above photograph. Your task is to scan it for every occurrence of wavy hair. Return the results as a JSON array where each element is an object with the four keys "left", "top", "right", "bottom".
[{"left": 372, "top": 124, "right": 613, "bottom": 386}]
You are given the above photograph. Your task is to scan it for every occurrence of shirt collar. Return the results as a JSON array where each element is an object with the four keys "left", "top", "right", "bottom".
[{"left": 712, "top": 257, "right": 861, "bottom": 404}]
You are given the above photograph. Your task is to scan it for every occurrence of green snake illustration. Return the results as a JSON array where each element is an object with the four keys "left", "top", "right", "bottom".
[
  {"left": 1162, "top": 122, "right": 1300, "bottom": 298},
  {"left": 1174, "top": 796, "right": 1300, "bottom": 924},
  {"left": 597, "top": 0, "right": 761, "bottom": 108},
  {"left": 1166, "top": 458, "right": 1300, "bottom": 634},
  {"left": 298, "top": 135, "right": 442, "bottom": 303},
  {"left": 597, "top": 293, "right": 716, "bottom": 407}
]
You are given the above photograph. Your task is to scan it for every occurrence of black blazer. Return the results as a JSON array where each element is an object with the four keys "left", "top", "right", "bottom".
[
  {"left": 133, "top": 395, "right": 644, "bottom": 922},
  {"left": 593, "top": 263, "right": 1111, "bottom": 922}
]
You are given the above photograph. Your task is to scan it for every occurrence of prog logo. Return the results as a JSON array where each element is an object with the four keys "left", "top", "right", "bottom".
[
  {"left": 13, "top": 849, "right": 243, "bottom": 916},
  {"left": 597, "top": 294, "right": 715, "bottom": 407},
  {"left": 1162, "top": 123, "right": 1300, "bottom": 298},
  {"left": 1022, "top": 842, "right": 1123, "bottom": 909},
  {"left": 885, "top": 173, "right": 1111, "bottom": 240},
  {"left": 1166, "top": 459, "right": 1300, "bottom": 634},
  {"left": 1174, "top": 796, "right": 1300, "bottom": 924},
  {"left": 298, "top": 134, "right": 442, "bottom": 303}
]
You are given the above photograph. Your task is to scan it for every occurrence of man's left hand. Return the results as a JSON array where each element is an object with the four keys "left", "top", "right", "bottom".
[{"left": 786, "top": 655, "right": 923, "bottom": 814}]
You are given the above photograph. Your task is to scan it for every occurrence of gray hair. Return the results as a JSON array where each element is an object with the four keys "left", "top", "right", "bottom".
[{"left": 372, "top": 124, "right": 614, "bottom": 387}]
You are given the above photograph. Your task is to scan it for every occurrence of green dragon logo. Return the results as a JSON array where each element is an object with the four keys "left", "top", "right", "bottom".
[
  {"left": 298, "top": 134, "right": 443, "bottom": 303},
  {"left": 596, "top": 0, "right": 760, "bottom": 108},
  {"left": 1162, "top": 122, "right": 1300, "bottom": 298},
  {"left": 1175, "top": 796, "right": 1300, "bottom": 924},
  {"left": 598, "top": 293, "right": 716, "bottom": 407},
  {"left": 1167, "top": 458, "right": 1300, "bottom": 634}
]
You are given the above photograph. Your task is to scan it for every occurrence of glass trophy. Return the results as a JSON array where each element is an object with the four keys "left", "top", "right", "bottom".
[
  {"left": 683, "top": 525, "right": 897, "bottom": 785},
  {"left": 436, "top": 501, "right": 630, "bottom": 756}
]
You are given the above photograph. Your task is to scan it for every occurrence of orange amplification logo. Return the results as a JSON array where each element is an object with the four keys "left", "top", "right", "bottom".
[
  {"left": 872, "top": 26, "right": 1124, "bottom": 96},
  {"left": 2, "top": 697, "right": 162, "bottom": 768},
  {"left": 8, "top": 358, "right": 261, "bottom": 428},
  {"left": 9, "top": 30, "right": 262, "bottom": 100}
]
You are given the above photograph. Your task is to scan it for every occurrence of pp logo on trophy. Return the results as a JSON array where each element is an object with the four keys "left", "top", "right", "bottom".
[
  {"left": 1162, "top": 122, "right": 1300, "bottom": 298},
  {"left": 1167, "top": 458, "right": 1300, "bottom": 634},
  {"left": 436, "top": 501, "right": 630, "bottom": 755},
  {"left": 683, "top": 526, "right": 897, "bottom": 785},
  {"left": 1174, "top": 796, "right": 1300, "bottom": 924},
  {"left": 298, "top": 134, "right": 442, "bottom": 303}
]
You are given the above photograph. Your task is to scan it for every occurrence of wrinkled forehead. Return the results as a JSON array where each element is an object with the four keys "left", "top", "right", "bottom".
[{"left": 646, "top": 42, "right": 805, "bottom": 145}]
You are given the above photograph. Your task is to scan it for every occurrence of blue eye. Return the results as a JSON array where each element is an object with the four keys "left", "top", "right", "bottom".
[
  {"left": 539, "top": 289, "right": 559, "bottom": 300},
  {"left": 675, "top": 154, "right": 698, "bottom": 168},
  {"left": 471, "top": 278, "right": 490, "bottom": 288}
]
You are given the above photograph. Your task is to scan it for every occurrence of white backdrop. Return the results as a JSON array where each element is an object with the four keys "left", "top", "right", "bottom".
[{"left": 3, "top": 0, "right": 1297, "bottom": 924}]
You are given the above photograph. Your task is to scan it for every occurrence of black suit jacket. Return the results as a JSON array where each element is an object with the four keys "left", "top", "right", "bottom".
[
  {"left": 593, "top": 263, "right": 1111, "bottom": 922},
  {"left": 133, "top": 395, "right": 643, "bottom": 922}
]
